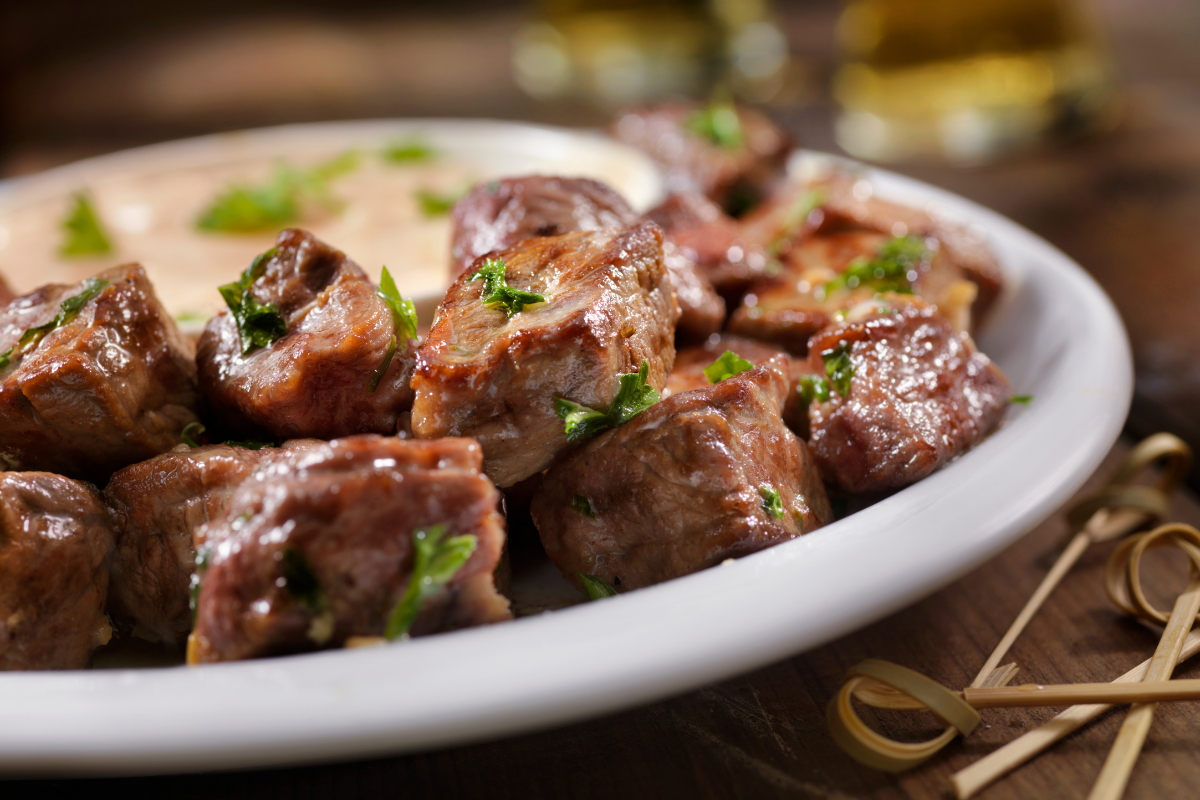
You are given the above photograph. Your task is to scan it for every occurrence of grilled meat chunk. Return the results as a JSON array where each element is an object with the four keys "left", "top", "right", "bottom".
[
  {"left": 450, "top": 176, "right": 638, "bottom": 277},
  {"left": 412, "top": 223, "right": 677, "bottom": 487},
  {"left": 452, "top": 176, "right": 723, "bottom": 343},
  {"left": 197, "top": 229, "right": 416, "bottom": 441},
  {"left": 806, "top": 298, "right": 1011, "bottom": 494},
  {"left": 532, "top": 359, "right": 830, "bottom": 591},
  {"left": 728, "top": 227, "right": 975, "bottom": 354},
  {"left": 0, "top": 472, "right": 116, "bottom": 670},
  {"left": 190, "top": 436, "right": 510, "bottom": 663},
  {"left": 666, "top": 333, "right": 813, "bottom": 436},
  {"left": 610, "top": 102, "right": 791, "bottom": 211},
  {"left": 0, "top": 265, "right": 200, "bottom": 483},
  {"left": 103, "top": 441, "right": 315, "bottom": 644},
  {"left": 644, "top": 191, "right": 770, "bottom": 297}
]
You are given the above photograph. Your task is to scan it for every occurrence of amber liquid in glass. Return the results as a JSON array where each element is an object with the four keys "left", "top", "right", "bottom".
[{"left": 834, "top": 0, "right": 1117, "bottom": 162}]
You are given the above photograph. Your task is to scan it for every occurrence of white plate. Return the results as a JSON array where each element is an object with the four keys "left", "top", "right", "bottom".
[{"left": 0, "top": 123, "right": 1130, "bottom": 776}]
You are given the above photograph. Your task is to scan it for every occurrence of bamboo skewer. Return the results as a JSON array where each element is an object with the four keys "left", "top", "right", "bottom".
[
  {"left": 1086, "top": 525, "right": 1200, "bottom": 800},
  {"left": 962, "top": 677, "right": 1200, "bottom": 708},
  {"left": 952, "top": 524, "right": 1200, "bottom": 799},
  {"left": 952, "top": 630, "right": 1200, "bottom": 799}
]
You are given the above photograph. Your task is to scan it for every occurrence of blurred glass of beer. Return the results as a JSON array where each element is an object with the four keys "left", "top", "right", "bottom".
[{"left": 834, "top": 0, "right": 1118, "bottom": 163}]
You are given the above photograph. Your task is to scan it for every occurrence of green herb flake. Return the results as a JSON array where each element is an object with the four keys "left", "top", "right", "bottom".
[
  {"left": 59, "top": 192, "right": 114, "bottom": 257},
  {"left": 280, "top": 547, "right": 324, "bottom": 613},
  {"left": 383, "top": 140, "right": 436, "bottom": 164},
  {"left": 386, "top": 524, "right": 477, "bottom": 641},
  {"left": 16, "top": 277, "right": 110, "bottom": 354},
  {"left": 1011, "top": 394, "right": 1034, "bottom": 404},
  {"left": 195, "top": 152, "right": 359, "bottom": 233},
  {"left": 570, "top": 493, "right": 596, "bottom": 518},
  {"left": 368, "top": 266, "right": 419, "bottom": 393},
  {"left": 821, "top": 344, "right": 855, "bottom": 398},
  {"left": 189, "top": 543, "right": 214, "bottom": 620},
  {"left": 181, "top": 422, "right": 206, "bottom": 448},
  {"left": 224, "top": 439, "right": 276, "bottom": 450},
  {"left": 470, "top": 256, "right": 546, "bottom": 317},
  {"left": 0, "top": 347, "right": 12, "bottom": 371},
  {"left": 760, "top": 485, "right": 784, "bottom": 520},
  {"left": 768, "top": 188, "right": 827, "bottom": 258},
  {"left": 554, "top": 360, "right": 660, "bottom": 443},
  {"left": 579, "top": 573, "right": 618, "bottom": 601},
  {"left": 703, "top": 350, "right": 754, "bottom": 384},
  {"left": 218, "top": 248, "right": 287, "bottom": 355},
  {"left": 684, "top": 101, "right": 744, "bottom": 150},
  {"left": 798, "top": 374, "right": 830, "bottom": 405},
  {"left": 822, "top": 234, "right": 929, "bottom": 298},
  {"left": 416, "top": 187, "right": 465, "bottom": 217}
]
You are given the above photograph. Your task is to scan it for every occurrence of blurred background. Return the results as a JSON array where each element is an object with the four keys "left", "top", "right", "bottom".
[{"left": 2, "top": 0, "right": 1200, "bottom": 483}]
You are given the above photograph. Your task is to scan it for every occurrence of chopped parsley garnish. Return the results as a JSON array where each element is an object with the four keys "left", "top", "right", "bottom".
[
  {"left": 554, "top": 360, "right": 660, "bottom": 443},
  {"left": 195, "top": 152, "right": 360, "bottom": 233},
  {"left": 383, "top": 140, "right": 436, "bottom": 164},
  {"left": 369, "top": 266, "right": 419, "bottom": 392},
  {"left": 1011, "top": 394, "right": 1033, "bottom": 404},
  {"left": 385, "top": 524, "right": 477, "bottom": 641},
  {"left": 224, "top": 439, "right": 275, "bottom": 450},
  {"left": 59, "top": 192, "right": 113, "bottom": 257},
  {"left": 571, "top": 493, "right": 596, "bottom": 518},
  {"left": 703, "top": 350, "right": 754, "bottom": 384},
  {"left": 218, "top": 248, "right": 287, "bottom": 355},
  {"left": 15, "top": 278, "right": 110, "bottom": 356},
  {"left": 822, "top": 234, "right": 929, "bottom": 298},
  {"left": 416, "top": 187, "right": 465, "bottom": 217},
  {"left": 470, "top": 256, "right": 546, "bottom": 317},
  {"left": 0, "top": 348, "right": 12, "bottom": 372},
  {"left": 798, "top": 374, "right": 830, "bottom": 405},
  {"left": 760, "top": 485, "right": 784, "bottom": 519},
  {"left": 685, "top": 100, "right": 743, "bottom": 149},
  {"left": 181, "top": 422, "right": 206, "bottom": 448},
  {"left": 579, "top": 573, "right": 618, "bottom": 601},
  {"left": 280, "top": 547, "right": 325, "bottom": 613},
  {"left": 821, "top": 344, "right": 855, "bottom": 397},
  {"left": 189, "top": 543, "right": 213, "bottom": 621}
]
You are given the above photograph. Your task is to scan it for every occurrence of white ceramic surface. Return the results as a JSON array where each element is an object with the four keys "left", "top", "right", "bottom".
[{"left": 0, "top": 126, "right": 1131, "bottom": 777}]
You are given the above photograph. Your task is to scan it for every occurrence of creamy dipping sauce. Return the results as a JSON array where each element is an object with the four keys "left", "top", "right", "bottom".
[{"left": 0, "top": 121, "right": 662, "bottom": 323}]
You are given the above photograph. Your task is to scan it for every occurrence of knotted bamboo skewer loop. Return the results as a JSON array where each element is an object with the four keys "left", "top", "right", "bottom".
[
  {"left": 827, "top": 659, "right": 980, "bottom": 772},
  {"left": 1104, "top": 524, "right": 1200, "bottom": 625},
  {"left": 1107, "top": 432, "right": 1193, "bottom": 495}
]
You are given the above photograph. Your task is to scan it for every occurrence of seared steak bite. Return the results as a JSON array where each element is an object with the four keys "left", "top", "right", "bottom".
[
  {"left": 103, "top": 441, "right": 315, "bottom": 644},
  {"left": 806, "top": 298, "right": 1011, "bottom": 494},
  {"left": 644, "top": 191, "right": 770, "bottom": 297},
  {"left": 189, "top": 436, "right": 510, "bottom": 663},
  {"left": 610, "top": 101, "right": 791, "bottom": 211},
  {"left": 0, "top": 265, "right": 200, "bottom": 483},
  {"left": 452, "top": 176, "right": 724, "bottom": 343},
  {"left": 0, "top": 472, "right": 117, "bottom": 670},
  {"left": 412, "top": 223, "right": 677, "bottom": 488},
  {"left": 728, "top": 226, "right": 976, "bottom": 354},
  {"left": 665, "top": 333, "right": 813, "bottom": 436},
  {"left": 450, "top": 176, "right": 638, "bottom": 277},
  {"left": 197, "top": 229, "right": 416, "bottom": 441},
  {"left": 532, "top": 359, "right": 831, "bottom": 592}
]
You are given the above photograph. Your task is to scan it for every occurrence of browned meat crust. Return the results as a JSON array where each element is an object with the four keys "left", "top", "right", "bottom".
[
  {"left": 806, "top": 299, "right": 1012, "bottom": 494},
  {"left": 197, "top": 229, "right": 415, "bottom": 441},
  {"left": 450, "top": 176, "right": 637, "bottom": 277},
  {"left": 727, "top": 227, "right": 973, "bottom": 354},
  {"left": 0, "top": 472, "right": 116, "bottom": 670},
  {"left": 103, "top": 441, "right": 317, "bottom": 644},
  {"left": 0, "top": 265, "right": 200, "bottom": 483},
  {"left": 532, "top": 360, "right": 830, "bottom": 592},
  {"left": 666, "top": 333, "right": 814, "bottom": 436},
  {"left": 644, "top": 191, "right": 770, "bottom": 297},
  {"left": 453, "top": 176, "right": 724, "bottom": 344},
  {"left": 190, "top": 436, "right": 510, "bottom": 663},
  {"left": 412, "top": 223, "right": 677, "bottom": 488},
  {"left": 610, "top": 102, "right": 791, "bottom": 210}
]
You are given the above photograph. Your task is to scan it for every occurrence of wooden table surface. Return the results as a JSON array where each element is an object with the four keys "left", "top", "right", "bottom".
[{"left": 4, "top": 1, "right": 1200, "bottom": 798}]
